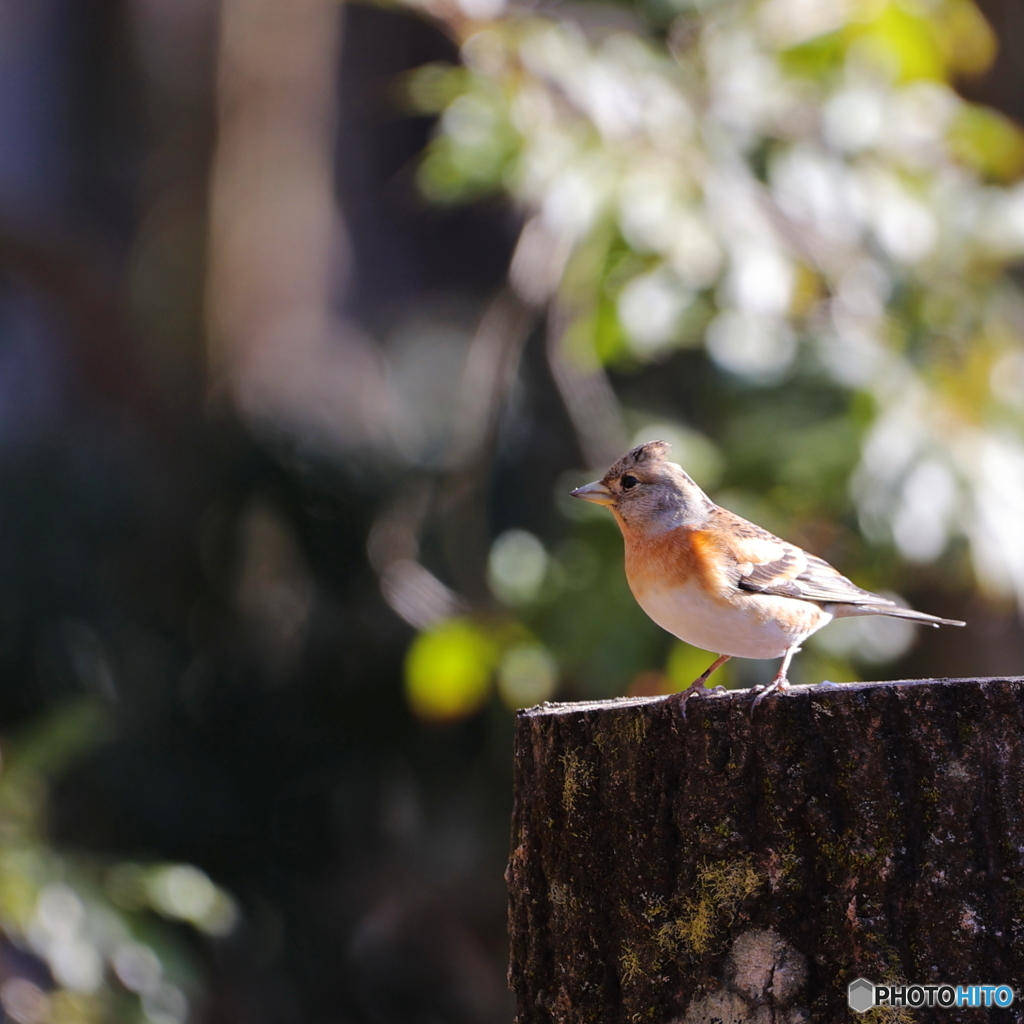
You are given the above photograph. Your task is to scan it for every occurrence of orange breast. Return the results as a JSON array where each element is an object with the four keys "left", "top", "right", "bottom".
[{"left": 623, "top": 526, "right": 734, "bottom": 605}]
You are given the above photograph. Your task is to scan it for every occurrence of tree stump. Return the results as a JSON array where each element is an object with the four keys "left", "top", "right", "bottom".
[{"left": 507, "top": 677, "right": 1024, "bottom": 1023}]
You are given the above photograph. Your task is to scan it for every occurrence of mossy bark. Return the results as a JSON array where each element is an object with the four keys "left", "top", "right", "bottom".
[{"left": 507, "top": 677, "right": 1024, "bottom": 1023}]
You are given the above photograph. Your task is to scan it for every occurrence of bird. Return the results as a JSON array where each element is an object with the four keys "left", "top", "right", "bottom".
[{"left": 571, "top": 440, "right": 965, "bottom": 713}]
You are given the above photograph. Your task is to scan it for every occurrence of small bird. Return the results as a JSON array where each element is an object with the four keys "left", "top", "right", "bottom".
[{"left": 571, "top": 440, "right": 965, "bottom": 712}]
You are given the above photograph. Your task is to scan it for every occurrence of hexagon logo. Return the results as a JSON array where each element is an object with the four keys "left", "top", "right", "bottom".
[{"left": 848, "top": 977, "right": 875, "bottom": 1014}]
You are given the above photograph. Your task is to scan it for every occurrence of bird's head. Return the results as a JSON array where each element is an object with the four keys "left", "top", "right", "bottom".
[{"left": 571, "top": 441, "right": 715, "bottom": 534}]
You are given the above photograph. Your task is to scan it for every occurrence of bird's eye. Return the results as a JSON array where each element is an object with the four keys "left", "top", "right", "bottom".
[{"left": 621, "top": 474, "right": 639, "bottom": 490}]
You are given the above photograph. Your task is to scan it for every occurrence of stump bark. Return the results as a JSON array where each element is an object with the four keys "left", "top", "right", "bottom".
[{"left": 507, "top": 677, "right": 1024, "bottom": 1023}]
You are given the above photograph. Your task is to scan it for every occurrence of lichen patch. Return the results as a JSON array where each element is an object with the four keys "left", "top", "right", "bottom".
[
  {"left": 679, "top": 928, "right": 809, "bottom": 1023},
  {"left": 659, "top": 858, "right": 761, "bottom": 956}
]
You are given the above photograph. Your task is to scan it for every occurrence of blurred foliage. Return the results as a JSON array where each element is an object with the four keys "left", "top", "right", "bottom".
[
  {"left": 0, "top": 702, "right": 234, "bottom": 1024},
  {"left": 384, "top": 0, "right": 1024, "bottom": 711}
]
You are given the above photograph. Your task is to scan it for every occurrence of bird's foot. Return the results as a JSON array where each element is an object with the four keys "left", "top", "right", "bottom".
[
  {"left": 677, "top": 681, "right": 709, "bottom": 721},
  {"left": 676, "top": 654, "right": 732, "bottom": 720},
  {"left": 750, "top": 676, "right": 791, "bottom": 712}
]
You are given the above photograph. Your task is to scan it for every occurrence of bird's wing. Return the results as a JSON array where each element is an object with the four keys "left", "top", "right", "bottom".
[
  {"left": 713, "top": 509, "right": 890, "bottom": 607},
  {"left": 741, "top": 551, "right": 888, "bottom": 605}
]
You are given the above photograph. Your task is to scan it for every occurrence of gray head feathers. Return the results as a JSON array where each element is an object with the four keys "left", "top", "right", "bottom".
[
  {"left": 605, "top": 440, "right": 672, "bottom": 480},
  {"left": 600, "top": 441, "right": 715, "bottom": 533}
]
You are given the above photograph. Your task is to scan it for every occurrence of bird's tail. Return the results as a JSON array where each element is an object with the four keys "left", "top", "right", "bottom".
[{"left": 843, "top": 604, "right": 966, "bottom": 628}]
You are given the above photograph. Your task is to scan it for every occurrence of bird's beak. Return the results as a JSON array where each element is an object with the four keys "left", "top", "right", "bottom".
[{"left": 571, "top": 480, "right": 615, "bottom": 506}]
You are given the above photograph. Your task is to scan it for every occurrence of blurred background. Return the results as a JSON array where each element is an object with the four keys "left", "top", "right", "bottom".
[{"left": 0, "top": 0, "right": 1022, "bottom": 1020}]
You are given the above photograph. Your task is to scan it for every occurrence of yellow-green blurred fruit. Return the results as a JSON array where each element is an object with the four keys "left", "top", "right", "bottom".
[
  {"left": 405, "top": 619, "right": 496, "bottom": 722},
  {"left": 847, "top": 2, "right": 944, "bottom": 82}
]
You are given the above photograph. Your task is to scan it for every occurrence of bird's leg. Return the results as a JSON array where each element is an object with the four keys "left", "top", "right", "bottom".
[
  {"left": 751, "top": 646, "right": 801, "bottom": 711},
  {"left": 678, "top": 654, "right": 731, "bottom": 719}
]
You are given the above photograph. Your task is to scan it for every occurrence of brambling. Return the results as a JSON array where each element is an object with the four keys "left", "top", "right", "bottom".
[{"left": 571, "top": 440, "right": 965, "bottom": 712}]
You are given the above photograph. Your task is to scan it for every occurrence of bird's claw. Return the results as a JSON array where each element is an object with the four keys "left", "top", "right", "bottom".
[
  {"left": 677, "top": 684, "right": 707, "bottom": 721},
  {"left": 750, "top": 678, "right": 791, "bottom": 713}
]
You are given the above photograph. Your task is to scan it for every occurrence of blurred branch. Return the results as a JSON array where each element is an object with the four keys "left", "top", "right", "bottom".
[
  {"left": 440, "top": 287, "right": 537, "bottom": 602},
  {"left": 452, "top": 287, "right": 536, "bottom": 466},
  {"left": 369, "top": 480, "right": 464, "bottom": 629},
  {"left": 511, "top": 212, "right": 629, "bottom": 474},
  {"left": 370, "top": 288, "right": 537, "bottom": 618},
  {"left": 546, "top": 301, "right": 628, "bottom": 470}
]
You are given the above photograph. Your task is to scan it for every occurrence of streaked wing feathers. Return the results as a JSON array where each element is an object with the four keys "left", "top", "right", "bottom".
[
  {"left": 742, "top": 552, "right": 888, "bottom": 606},
  {"left": 716, "top": 509, "right": 889, "bottom": 607}
]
